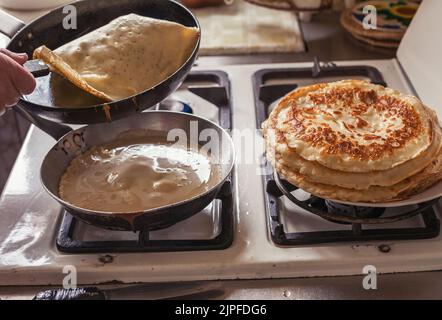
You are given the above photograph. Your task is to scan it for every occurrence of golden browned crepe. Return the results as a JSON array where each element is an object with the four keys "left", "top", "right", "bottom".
[
  {"left": 265, "top": 109, "right": 441, "bottom": 190},
  {"left": 270, "top": 80, "right": 433, "bottom": 173},
  {"left": 262, "top": 80, "right": 442, "bottom": 203},
  {"left": 34, "top": 14, "right": 199, "bottom": 101},
  {"left": 33, "top": 46, "right": 113, "bottom": 101}
]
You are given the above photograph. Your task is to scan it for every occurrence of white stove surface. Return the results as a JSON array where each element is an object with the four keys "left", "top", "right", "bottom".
[{"left": 2, "top": 60, "right": 442, "bottom": 286}]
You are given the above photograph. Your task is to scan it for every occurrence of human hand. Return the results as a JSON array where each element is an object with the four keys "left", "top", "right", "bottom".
[{"left": 0, "top": 48, "right": 36, "bottom": 116}]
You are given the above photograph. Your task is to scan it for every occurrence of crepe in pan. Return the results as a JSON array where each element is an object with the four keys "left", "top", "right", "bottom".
[{"left": 34, "top": 14, "right": 199, "bottom": 101}]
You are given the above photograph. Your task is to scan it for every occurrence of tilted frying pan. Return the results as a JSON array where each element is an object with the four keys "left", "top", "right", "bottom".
[
  {"left": 0, "top": 0, "right": 200, "bottom": 124},
  {"left": 39, "top": 111, "right": 235, "bottom": 231}
]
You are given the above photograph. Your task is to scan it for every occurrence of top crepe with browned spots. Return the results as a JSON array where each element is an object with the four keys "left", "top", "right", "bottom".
[{"left": 269, "top": 80, "right": 433, "bottom": 173}]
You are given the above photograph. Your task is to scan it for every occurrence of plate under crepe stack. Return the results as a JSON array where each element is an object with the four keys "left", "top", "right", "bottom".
[
  {"left": 340, "top": 0, "right": 420, "bottom": 49},
  {"left": 262, "top": 80, "right": 442, "bottom": 203}
]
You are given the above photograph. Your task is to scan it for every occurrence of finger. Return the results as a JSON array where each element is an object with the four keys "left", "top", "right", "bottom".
[
  {"left": 3, "top": 55, "right": 36, "bottom": 95},
  {"left": 0, "top": 48, "right": 28, "bottom": 65},
  {"left": 0, "top": 97, "right": 17, "bottom": 113},
  {"left": 5, "top": 98, "right": 19, "bottom": 107},
  {"left": 0, "top": 76, "right": 21, "bottom": 106},
  {"left": 0, "top": 65, "right": 23, "bottom": 106},
  {"left": 0, "top": 99, "right": 6, "bottom": 116}
]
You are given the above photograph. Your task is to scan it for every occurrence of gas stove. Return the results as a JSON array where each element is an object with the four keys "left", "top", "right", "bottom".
[
  {"left": 2, "top": 57, "right": 442, "bottom": 287},
  {"left": 1, "top": 1, "right": 442, "bottom": 290}
]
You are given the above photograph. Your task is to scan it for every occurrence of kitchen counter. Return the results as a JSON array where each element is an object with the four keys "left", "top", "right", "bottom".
[
  {"left": 2, "top": 7, "right": 438, "bottom": 300},
  {"left": 197, "top": 10, "right": 395, "bottom": 66},
  {"left": 0, "top": 9, "right": 395, "bottom": 64},
  {"left": 1, "top": 270, "right": 442, "bottom": 300}
]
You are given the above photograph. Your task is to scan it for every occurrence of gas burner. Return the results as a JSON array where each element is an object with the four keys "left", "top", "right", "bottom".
[
  {"left": 324, "top": 200, "right": 385, "bottom": 224},
  {"left": 253, "top": 62, "right": 441, "bottom": 246},
  {"left": 57, "top": 181, "right": 234, "bottom": 253},
  {"left": 264, "top": 174, "right": 440, "bottom": 245}
]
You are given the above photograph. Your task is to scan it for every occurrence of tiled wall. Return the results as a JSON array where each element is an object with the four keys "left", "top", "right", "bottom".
[{"left": 0, "top": 110, "right": 30, "bottom": 194}]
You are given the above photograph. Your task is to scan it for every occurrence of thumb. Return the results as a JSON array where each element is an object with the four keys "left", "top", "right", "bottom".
[{"left": 0, "top": 48, "right": 28, "bottom": 65}]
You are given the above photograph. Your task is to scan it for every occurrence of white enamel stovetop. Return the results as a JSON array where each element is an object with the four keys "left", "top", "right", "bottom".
[{"left": 1, "top": 60, "right": 442, "bottom": 286}]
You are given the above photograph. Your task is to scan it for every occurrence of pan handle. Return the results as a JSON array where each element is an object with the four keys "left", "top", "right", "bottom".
[
  {"left": 24, "top": 59, "right": 51, "bottom": 78},
  {"left": 14, "top": 103, "right": 72, "bottom": 140},
  {"left": 0, "top": 10, "right": 25, "bottom": 39}
]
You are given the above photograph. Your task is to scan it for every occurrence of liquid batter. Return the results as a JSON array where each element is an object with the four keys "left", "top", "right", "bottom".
[{"left": 59, "top": 132, "right": 221, "bottom": 213}]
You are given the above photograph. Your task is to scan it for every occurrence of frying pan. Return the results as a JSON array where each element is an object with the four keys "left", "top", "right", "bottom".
[
  {"left": 0, "top": 0, "right": 200, "bottom": 124},
  {"left": 39, "top": 111, "right": 235, "bottom": 231}
]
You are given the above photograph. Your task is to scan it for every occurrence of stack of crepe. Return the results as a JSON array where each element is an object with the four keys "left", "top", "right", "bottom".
[
  {"left": 33, "top": 14, "right": 199, "bottom": 102},
  {"left": 262, "top": 80, "right": 442, "bottom": 203}
]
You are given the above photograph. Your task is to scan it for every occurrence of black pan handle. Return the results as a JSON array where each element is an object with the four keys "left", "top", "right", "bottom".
[
  {"left": 14, "top": 103, "right": 72, "bottom": 140},
  {"left": 33, "top": 287, "right": 106, "bottom": 300},
  {"left": 24, "top": 59, "right": 50, "bottom": 78},
  {"left": 0, "top": 10, "right": 25, "bottom": 39}
]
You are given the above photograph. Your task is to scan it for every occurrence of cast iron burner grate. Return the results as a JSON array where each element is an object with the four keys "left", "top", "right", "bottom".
[
  {"left": 254, "top": 60, "right": 441, "bottom": 246},
  {"left": 56, "top": 70, "right": 234, "bottom": 253},
  {"left": 57, "top": 181, "right": 233, "bottom": 253}
]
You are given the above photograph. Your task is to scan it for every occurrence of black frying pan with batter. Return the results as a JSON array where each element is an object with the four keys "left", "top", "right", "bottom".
[{"left": 0, "top": 0, "right": 200, "bottom": 124}]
